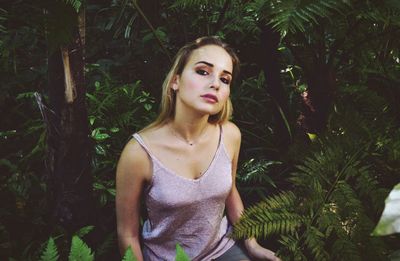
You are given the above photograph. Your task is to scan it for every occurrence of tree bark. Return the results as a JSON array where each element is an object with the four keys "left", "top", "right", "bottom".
[
  {"left": 259, "top": 25, "right": 292, "bottom": 149},
  {"left": 46, "top": 6, "right": 92, "bottom": 233}
]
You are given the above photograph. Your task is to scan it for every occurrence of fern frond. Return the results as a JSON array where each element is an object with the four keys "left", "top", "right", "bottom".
[
  {"left": 237, "top": 158, "right": 282, "bottom": 186},
  {"left": 331, "top": 238, "right": 361, "bottom": 261},
  {"left": 40, "top": 237, "right": 59, "bottom": 261},
  {"left": 74, "top": 225, "right": 94, "bottom": 238},
  {"left": 68, "top": 236, "right": 94, "bottom": 261},
  {"left": 122, "top": 246, "right": 137, "bottom": 261},
  {"left": 268, "top": 0, "right": 349, "bottom": 34},
  {"left": 170, "top": 0, "right": 225, "bottom": 9},
  {"left": 233, "top": 191, "right": 305, "bottom": 239},
  {"left": 303, "top": 226, "right": 329, "bottom": 261},
  {"left": 62, "top": 0, "right": 83, "bottom": 12},
  {"left": 278, "top": 234, "right": 308, "bottom": 261}
]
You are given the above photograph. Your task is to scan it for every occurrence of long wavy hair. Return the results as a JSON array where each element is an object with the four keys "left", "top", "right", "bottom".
[{"left": 143, "top": 36, "right": 240, "bottom": 131}]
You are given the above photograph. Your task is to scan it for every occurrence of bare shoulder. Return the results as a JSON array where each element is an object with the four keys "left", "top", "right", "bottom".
[
  {"left": 221, "top": 121, "right": 241, "bottom": 160},
  {"left": 222, "top": 121, "right": 241, "bottom": 144},
  {"left": 117, "top": 137, "right": 152, "bottom": 183}
]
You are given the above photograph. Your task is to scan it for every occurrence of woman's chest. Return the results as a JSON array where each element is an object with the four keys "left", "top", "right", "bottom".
[{"left": 152, "top": 141, "right": 224, "bottom": 180}]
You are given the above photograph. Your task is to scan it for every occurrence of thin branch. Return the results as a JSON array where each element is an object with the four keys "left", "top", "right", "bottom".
[{"left": 131, "top": 0, "right": 172, "bottom": 62}]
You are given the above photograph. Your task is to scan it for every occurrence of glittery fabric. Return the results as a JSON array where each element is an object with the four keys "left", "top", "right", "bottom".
[{"left": 132, "top": 126, "right": 235, "bottom": 261}]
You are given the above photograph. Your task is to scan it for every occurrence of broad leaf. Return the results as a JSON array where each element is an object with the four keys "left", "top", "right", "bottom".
[{"left": 372, "top": 183, "right": 400, "bottom": 236}]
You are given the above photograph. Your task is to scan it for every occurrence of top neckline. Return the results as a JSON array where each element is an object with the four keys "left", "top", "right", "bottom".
[{"left": 133, "top": 125, "right": 223, "bottom": 183}]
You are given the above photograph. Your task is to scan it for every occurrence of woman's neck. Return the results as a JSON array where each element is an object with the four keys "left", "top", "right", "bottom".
[{"left": 168, "top": 114, "right": 210, "bottom": 145}]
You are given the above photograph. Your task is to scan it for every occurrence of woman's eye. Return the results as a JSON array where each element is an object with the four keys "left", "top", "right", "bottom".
[
  {"left": 221, "top": 78, "right": 230, "bottom": 85},
  {"left": 196, "top": 69, "right": 208, "bottom": 75}
]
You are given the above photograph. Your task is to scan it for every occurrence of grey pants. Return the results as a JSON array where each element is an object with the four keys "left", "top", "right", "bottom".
[{"left": 213, "top": 242, "right": 252, "bottom": 261}]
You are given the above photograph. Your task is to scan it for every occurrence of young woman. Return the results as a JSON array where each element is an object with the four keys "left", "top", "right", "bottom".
[{"left": 116, "top": 36, "right": 280, "bottom": 261}]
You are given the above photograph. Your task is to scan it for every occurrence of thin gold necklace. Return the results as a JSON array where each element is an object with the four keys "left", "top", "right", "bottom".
[{"left": 168, "top": 123, "right": 208, "bottom": 146}]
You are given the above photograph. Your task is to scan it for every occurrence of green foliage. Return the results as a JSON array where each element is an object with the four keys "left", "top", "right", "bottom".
[
  {"left": 75, "top": 225, "right": 95, "bottom": 238},
  {"left": 40, "top": 238, "right": 59, "bottom": 261},
  {"left": 2, "top": 0, "right": 400, "bottom": 260},
  {"left": 175, "top": 244, "right": 191, "bottom": 261},
  {"left": 372, "top": 183, "right": 400, "bottom": 236},
  {"left": 38, "top": 236, "right": 192, "bottom": 260},
  {"left": 234, "top": 191, "right": 304, "bottom": 239},
  {"left": 267, "top": 0, "right": 349, "bottom": 35},
  {"left": 234, "top": 93, "right": 399, "bottom": 259},
  {"left": 63, "top": 0, "right": 83, "bottom": 12},
  {"left": 68, "top": 236, "right": 94, "bottom": 261},
  {"left": 122, "top": 246, "right": 137, "bottom": 261},
  {"left": 86, "top": 64, "right": 157, "bottom": 207}
]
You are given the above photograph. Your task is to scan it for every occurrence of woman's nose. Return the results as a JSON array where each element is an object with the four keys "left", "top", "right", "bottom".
[{"left": 209, "top": 75, "right": 220, "bottom": 90}]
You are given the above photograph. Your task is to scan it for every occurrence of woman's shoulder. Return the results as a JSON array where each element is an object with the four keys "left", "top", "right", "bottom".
[
  {"left": 221, "top": 121, "right": 241, "bottom": 143},
  {"left": 117, "top": 134, "right": 153, "bottom": 182}
]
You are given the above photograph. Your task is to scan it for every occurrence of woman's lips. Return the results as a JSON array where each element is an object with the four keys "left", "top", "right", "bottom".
[{"left": 201, "top": 94, "right": 218, "bottom": 103}]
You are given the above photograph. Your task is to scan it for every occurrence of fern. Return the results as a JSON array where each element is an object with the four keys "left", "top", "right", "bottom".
[
  {"left": 122, "top": 246, "right": 137, "bottom": 261},
  {"left": 68, "top": 236, "right": 94, "bottom": 261},
  {"left": 233, "top": 191, "right": 304, "bottom": 239},
  {"left": 74, "top": 225, "right": 94, "bottom": 238},
  {"left": 171, "top": 0, "right": 225, "bottom": 9},
  {"left": 237, "top": 159, "right": 281, "bottom": 186},
  {"left": 236, "top": 99, "right": 397, "bottom": 259},
  {"left": 40, "top": 237, "right": 59, "bottom": 261},
  {"left": 62, "top": 0, "right": 83, "bottom": 12},
  {"left": 303, "top": 225, "right": 329, "bottom": 261},
  {"left": 267, "top": 0, "right": 349, "bottom": 35}
]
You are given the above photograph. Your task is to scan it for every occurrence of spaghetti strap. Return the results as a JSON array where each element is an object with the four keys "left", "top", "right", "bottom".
[
  {"left": 132, "top": 133, "right": 155, "bottom": 159},
  {"left": 219, "top": 124, "right": 223, "bottom": 144}
]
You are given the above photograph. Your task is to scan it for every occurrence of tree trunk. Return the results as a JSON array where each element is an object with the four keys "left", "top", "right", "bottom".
[
  {"left": 259, "top": 25, "right": 292, "bottom": 149},
  {"left": 46, "top": 7, "right": 92, "bottom": 233}
]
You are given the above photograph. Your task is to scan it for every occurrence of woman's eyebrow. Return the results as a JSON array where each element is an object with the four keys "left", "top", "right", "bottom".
[{"left": 195, "top": 61, "right": 232, "bottom": 76}]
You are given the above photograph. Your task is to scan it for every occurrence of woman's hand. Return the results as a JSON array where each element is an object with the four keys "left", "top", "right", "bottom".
[{"left": 244, "top": 238, "right": 281, "bottom": 261}]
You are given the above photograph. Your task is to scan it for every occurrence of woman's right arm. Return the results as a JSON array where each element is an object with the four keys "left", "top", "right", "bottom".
[{"left": 116, "top": 139, "right": 151, "bottom": 261}]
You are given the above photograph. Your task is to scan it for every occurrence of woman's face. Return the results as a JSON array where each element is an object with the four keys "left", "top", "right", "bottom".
[{"left": 172, "top": 45, "right": 233, "bottom": 117}]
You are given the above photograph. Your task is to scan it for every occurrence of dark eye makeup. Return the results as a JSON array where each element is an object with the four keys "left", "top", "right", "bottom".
[
  {"left": 195, "top": 67, "right": 231, "bottom": 85},
  {"left": 196, "top": 69, "right": 209, "bottom": 76}
]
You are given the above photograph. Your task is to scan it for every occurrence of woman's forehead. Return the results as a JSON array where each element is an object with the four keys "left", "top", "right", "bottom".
[{"left": 187, "top": 45, "right": 233, "bottom": 72}]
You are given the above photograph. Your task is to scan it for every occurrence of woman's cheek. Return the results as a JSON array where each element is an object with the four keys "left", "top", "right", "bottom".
[
  {"left": 185, "top": 75, "right": 203, "bottom": 90},
  {"left": 220, "top": 87, "right": 230, "bottom": 102}
]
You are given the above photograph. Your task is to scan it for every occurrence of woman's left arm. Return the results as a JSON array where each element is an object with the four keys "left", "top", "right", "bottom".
[{"left": 224, "top": 122, "right": 281, "bottom": 261}]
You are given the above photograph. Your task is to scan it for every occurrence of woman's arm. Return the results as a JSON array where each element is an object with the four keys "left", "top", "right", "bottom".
[
  {"left": 116, "top": 139, "right": 151, "bottom": 261},
  {"left": 224, "top": 122, "right": 281, "bottom": 261}
]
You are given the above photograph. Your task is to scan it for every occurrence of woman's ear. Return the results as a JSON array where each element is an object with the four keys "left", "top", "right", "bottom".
[{"left": 171, "top": 75, "right": 180, "bottom": 91}]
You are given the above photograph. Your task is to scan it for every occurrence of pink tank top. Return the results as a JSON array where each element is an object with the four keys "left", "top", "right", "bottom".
[{"left": 132, "top": 125, "right": 235, "bottom": 261}]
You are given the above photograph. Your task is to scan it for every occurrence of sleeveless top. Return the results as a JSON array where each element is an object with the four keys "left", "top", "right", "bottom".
[{"left": 132, "top": 125, "right": 235, "bottom": 261}]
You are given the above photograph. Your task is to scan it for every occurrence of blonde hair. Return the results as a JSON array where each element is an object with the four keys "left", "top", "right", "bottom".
[{"left": 144, "top": 36, "right": 240, "bottom": 131}]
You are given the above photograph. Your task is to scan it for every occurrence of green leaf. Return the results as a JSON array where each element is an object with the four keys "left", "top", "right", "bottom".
[
  {"left": 40, "top": 237, "right": 59, "bottom": 261},
  {"left": 110, "top": 127, "right": 120, "bottom": 133},
  {"left": 122, "top": 246, "right": 137, "bottom": 261},
  {"left": 63, "top": 0, "right": 82, "bottom": 13},
  {"left": 94, "top": 133, "right": 110, "bottom": 141},
  {"left": 75, "top": 226, "right": 94, "bottom": 238},
  {"left": 175, "top": 243, "right": 191, "bottom": 261},
  {"left": 95, "top": 144, "right": 107, "bottom": 156},
  {"left": 372, "top": 183, "right": 400, "bottom": 236},
  {"left": 68, "top": 236, "right": 94, "bottom": 261}
]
